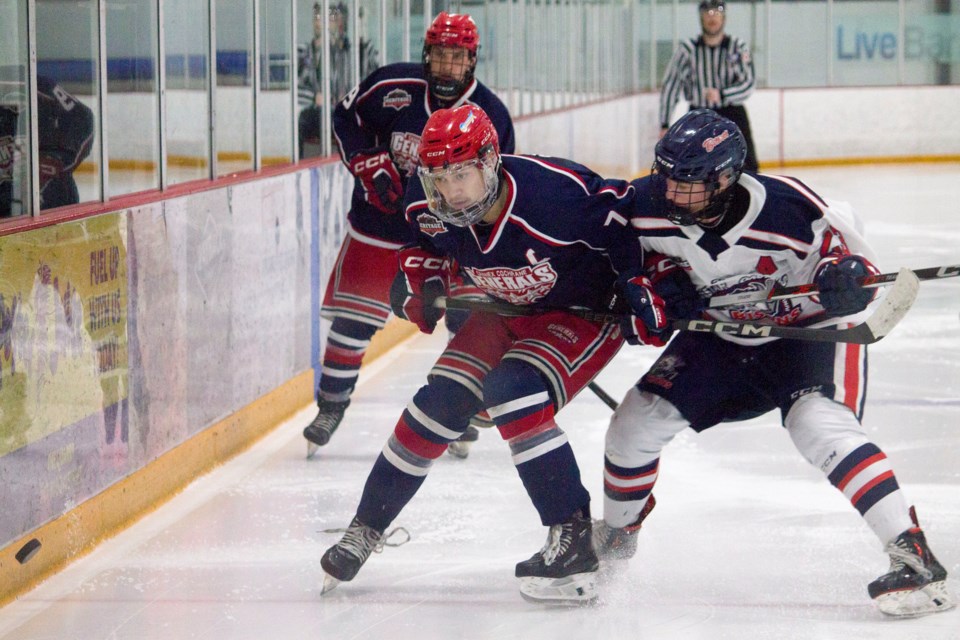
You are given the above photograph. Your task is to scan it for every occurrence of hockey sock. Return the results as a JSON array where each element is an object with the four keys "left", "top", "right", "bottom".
[
  {"left": 318, "top": 317, "right": 378, "bottom": 401},
  {"left": 602, "top": 457, "right": 659, "bottom": 528},
  {"left": 786, "top": 394, "right": 913, "bottom": 544}
]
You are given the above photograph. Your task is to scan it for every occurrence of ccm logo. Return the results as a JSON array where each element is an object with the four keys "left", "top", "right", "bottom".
[
  {"left": 938, "top": 265, "right": 959, "bottom": 277},
  {"left": 403, "top": 256, "right": 446, "bottom": 270},
  {"left": 353, "top": 155, "right": 386, "bottom": 170},
  {"left": 688, "top": 320, "right": 772, "bottom": 337}
]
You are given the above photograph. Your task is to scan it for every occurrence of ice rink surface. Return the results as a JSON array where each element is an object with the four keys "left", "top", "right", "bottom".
[{"left": 1, "top": 164, "right": 958, "bottom": 639}]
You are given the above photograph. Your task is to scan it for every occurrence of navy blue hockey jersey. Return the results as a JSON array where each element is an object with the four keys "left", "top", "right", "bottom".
[
  {"left": 404, "top": 155, "right": 640, "bottom": 312},
  {"left": 333, "top": 62, "right": 515, "bottom": 244}
]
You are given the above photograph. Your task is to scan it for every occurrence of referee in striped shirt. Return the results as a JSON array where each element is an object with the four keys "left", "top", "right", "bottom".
[{"left": 659, "top": 0, "right": 758, "bottom": 171}]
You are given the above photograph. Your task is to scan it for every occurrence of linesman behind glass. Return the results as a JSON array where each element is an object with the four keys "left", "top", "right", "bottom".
[{"left": 658, "top": 0, "right": 758, "bottom": 171}]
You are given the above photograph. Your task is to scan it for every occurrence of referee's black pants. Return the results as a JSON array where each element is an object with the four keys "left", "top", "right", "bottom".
[{"left": 693, "top": 104, "right": 759, "bottom": 172}]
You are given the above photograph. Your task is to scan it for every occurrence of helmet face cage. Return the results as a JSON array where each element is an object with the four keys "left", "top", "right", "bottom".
[
  {"left": 418, "top": 150, "right": 500, "bottom": 227},
  {"left": 422, "top": 13, "right": 479, "bottom": 101},
  {"left": 653, "top": 109, "right": 746, "bottom": 226}
]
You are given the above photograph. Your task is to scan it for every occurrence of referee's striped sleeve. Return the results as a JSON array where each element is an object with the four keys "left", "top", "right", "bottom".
[
  {"left": 659, "top": 41, "right": 693, "bottom": 129},
  {"left": 720, "top": 37, "right": 755, "bottom": 105}
]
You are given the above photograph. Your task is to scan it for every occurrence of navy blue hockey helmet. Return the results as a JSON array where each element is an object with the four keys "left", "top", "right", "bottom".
[{"left": 652, "top": 109, "right": 747, "bottom": 226}]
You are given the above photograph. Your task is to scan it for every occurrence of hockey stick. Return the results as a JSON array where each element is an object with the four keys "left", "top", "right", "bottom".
[
  {"left": 587, "top": 381, "right": 619, "bottom": 411},
  {"left": 435, "top": 268, "right": 919, "bottom": 345},
  {"left": 707, "top": 263, "right": 958, "bottom": 309}
]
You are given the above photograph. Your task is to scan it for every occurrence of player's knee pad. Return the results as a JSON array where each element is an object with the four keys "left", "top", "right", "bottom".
[
  {"left": 785, "top": 392, "right": 868, "bottom": 473},
  {"left": 605, "top": 388, "right": 687, "bottom": 466},
  {"left": 409, "top": 375, "right": 483, "bottom": 436},
  {"left": 482, "top": 360, "right": 554, "bottom": 437}
]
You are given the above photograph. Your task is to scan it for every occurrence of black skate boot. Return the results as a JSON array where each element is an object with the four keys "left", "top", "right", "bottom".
[
  {"left": 320, "top": 516, "right": 409, "bottom": 594},
  {"left": 303, "top": 398, "right": 350, "bottom": 458},
  {"left": 592, "top": 495, "right": 656, "bottom": 562},
  {"left": 446, "top": 425, "right": 479, "bottom": 459},
  {"left": 867, "top": 507, "right": 954, "bottom": 617},
  {"left": 515, "top": 509, "right": 599, "bottom": 605}
]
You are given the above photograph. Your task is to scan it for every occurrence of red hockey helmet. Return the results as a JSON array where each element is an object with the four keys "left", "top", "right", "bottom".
[
  {"left": 417, "top": 105, "right": 502, "bottom": 226},
  {"left": 422, "top": 13, "right": 479, "bottom": 102},
  {"left": 424, "top": 12, "right": 479, "bottom": 52}
]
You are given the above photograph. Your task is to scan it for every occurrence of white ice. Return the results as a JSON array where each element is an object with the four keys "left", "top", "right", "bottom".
[{"left": 1, "top": 164, "right": 958, "bottom": 639}]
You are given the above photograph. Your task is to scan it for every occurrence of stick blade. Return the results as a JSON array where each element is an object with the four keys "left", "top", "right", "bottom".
[{"left": 863, "top": 267, "right": 919, "bottom": 342}]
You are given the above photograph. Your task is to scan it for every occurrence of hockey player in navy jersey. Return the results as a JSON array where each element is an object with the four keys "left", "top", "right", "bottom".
[
  {"left": 1, "top": 74, "right": 94, "bottom": 218},
  {"left": 318, "top": 104, "right": 654, "bottom": 604},
  {"left": 593, "top": 109, "right": 953, "bottom": 617},
  {"left": 303, "top": 13, "right": 515, "bottom": 456}
]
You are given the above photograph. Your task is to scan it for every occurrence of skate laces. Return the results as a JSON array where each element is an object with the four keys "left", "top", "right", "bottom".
[
  {"left": 540, "top": 522, "right": 573, "bottom": 566},
  {"left": 323, "top": 523, "right": 410, "bottom": 561},
  {"left": 310, "top": 401, "right": 348, "bottom": 432},
  {"left": 886, "top": 533, "right": 934, "bottom": 580}
]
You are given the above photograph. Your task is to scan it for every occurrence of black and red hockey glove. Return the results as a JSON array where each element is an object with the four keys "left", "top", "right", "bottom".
[
  {"left": 617, "top": 272, "right": 673, "bottom": 347},
  {"left": 349, "top": 148, "right": 403, "bottom": 214},
  {"left": 645, "top": 256, "right": 701, "bottom": 319},
  {"left": 390, "top": 246, "right": 449, "bottom": 333},
  {"left": 815, "top": 255, "right": 879, "bottom": 317}
]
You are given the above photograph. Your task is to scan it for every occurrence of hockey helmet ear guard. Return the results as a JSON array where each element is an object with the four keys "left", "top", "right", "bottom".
[
  {"left": 417, "top": 105, "right": 502, "bottom": 227},
  {"left": 422, "top": 12, "right": 479, "bottom": 101},
  {"left": 652, "top": 108, "right": 746, "bottom": 225}
]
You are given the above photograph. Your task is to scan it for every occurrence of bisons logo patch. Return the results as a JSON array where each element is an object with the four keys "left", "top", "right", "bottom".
[
  {"left": 464, "top": 262, "right": 559, "bottom": 305},
  {"left": 643, "top": 355, "right": 684, "bottom": 390},
  {"left": 702, "top": 129, "right": 730, "bottom": 152},
  {"left": 383, "top": 89, "right": 412, "bottom": 111},
  {"left": 417, "top": 212, "right": 447, "bottom": 237}
]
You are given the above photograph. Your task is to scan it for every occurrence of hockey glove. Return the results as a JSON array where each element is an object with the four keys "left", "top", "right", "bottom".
[
  {"left": 390, "top": 246, "right": 449, "bottom": 333},
  {"left": 618, "top": 273, "right": 673, "bottom": 347},
  {"left": 349, "top": 148, "right": 403, "bottom": 214},
  {"left": 647, "top": 258, "right": 701, "bottom": 319},
  {"left": 38, "top": 154, "right": 66, "bottom": 189},
  {"left": 815, "top": 255, "right": 879, "bottom": 317}
]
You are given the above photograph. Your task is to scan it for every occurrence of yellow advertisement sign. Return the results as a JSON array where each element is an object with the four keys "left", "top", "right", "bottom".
[{"left": 0, "top": 212, "right": 128, "bottom": 456}]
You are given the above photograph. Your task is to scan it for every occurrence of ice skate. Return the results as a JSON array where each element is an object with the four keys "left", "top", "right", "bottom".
[
  {"left": 304, "top": 398, "right": 350, "bottom": 459},
  {"left": 593, "top": 495, "right": 656, "bottom": 562},
  {"left": 446, "top": 425, "right": 479, "bottom": 459},
  {"left": 515, "top": 509, "right": 599, "bottom": 605},
  {"left": 868, "top": 509, "right": 954, "bottom": 617},
  {"left": 319, "top": 517, "right": 409, "bottom": 594}
]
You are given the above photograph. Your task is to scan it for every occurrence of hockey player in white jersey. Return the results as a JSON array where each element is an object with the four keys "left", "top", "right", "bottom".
[{"left": 598, "top": 109, "right": 953, "bottom": 617}]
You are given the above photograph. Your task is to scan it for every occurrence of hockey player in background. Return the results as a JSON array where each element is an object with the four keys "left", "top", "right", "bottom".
[
  {"left": 318, "top": 104, "right": 658, "bottom": 604},
  {"left": 1, "top": 74, "right": 94, "bottom": 218},
  {"left": 302, "top": 13, "right": 515, "bottom": 457},
  {"left": 593, "top": 109, "right": 953, "bottom": 618}
]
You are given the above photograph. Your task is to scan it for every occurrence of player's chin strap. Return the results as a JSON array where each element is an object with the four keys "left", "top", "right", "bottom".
[{"left": 434, "top": 267, "right": 919, "bottom": 346}]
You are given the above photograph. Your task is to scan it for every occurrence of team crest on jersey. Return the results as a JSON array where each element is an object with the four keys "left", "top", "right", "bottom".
[
  {"left": 417, "top": 212, "right": 447, "bottom": 237},
  {"left": 383, "top": 88, "right": 412, "bottom": 111},
  {"left": 464, "top": 262, "right": 559, "bottom": 305},
  {"left": 390, "top": 131, "right": 421, "bottom": 176}
]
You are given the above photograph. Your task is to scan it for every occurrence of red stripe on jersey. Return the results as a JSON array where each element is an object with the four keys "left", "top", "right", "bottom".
[
  {"left": 851, "top": 470, "right": 895, "bottom": 506},
  {"left": 837, "top": 452, "right": 887, "bottom": 491},
  {"left": 394, "top": 417, "right": 447, "bottom": 459}
]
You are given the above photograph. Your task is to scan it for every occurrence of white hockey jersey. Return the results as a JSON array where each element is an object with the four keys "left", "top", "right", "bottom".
[{"left": 631, "top": 173, "right": 879, "bottom": 345}]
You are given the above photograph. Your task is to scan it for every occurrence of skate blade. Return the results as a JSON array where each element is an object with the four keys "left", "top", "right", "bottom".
[
  {"left": 518, "top": 573, "right": 598, "bottom": 606},
  {"left": 874, "top": 580, "right": 955, "bottom": 617},
  {"left": 306, "top": 441, "right": 319, "bottom": 460},
  {"left": 321, "top": 572, "right": 341, "bottom": 595}
]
